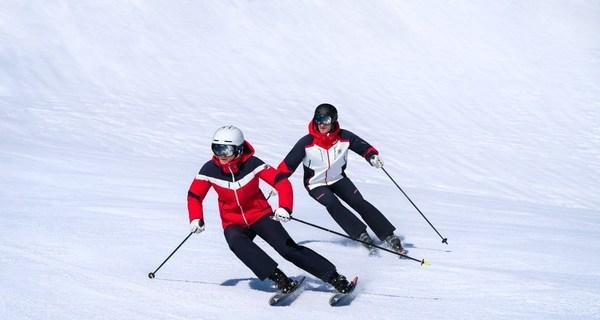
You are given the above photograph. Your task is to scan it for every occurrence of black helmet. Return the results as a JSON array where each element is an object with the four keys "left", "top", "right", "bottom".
[{"left": 313, "top": 103, "right": 338, "bottom": 125}]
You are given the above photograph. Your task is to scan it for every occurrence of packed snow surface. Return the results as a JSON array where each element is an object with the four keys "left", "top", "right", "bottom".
[{"left": 1, "top": 1, "right": 599, "bottom": 319}]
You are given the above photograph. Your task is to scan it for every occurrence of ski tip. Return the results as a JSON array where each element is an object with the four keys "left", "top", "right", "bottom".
[
  {"left": 420, "top": 259, "right": 431, "bottom": 267},
  {"left": 345, "top": 276, "right": 359, "bottom": 293}
]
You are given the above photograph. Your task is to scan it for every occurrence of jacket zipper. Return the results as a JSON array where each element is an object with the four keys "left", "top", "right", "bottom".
[
  {"left": 229, "top": 166, "right": 250, "bottom": 226},
  {"left": 325, "top": 148, "right": 331, "bottom": 184}
]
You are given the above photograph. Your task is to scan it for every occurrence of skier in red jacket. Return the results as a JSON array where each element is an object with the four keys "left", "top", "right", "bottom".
[{"left": 187, "top": 125, "right": 354, "bottom": 294}]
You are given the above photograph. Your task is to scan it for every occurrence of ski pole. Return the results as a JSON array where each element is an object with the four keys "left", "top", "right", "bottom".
[
  {"left": 148, "top": 232, "right": 194, "bottom": 279},
  {"left": 266, "top": 189, "right": 276, "bottom": 201},
  {"left": 381, "top": 167, "right": 448, "bottom": 245},
  {"left": 290, "top": 217, "right": 430, "bottom": 266}
]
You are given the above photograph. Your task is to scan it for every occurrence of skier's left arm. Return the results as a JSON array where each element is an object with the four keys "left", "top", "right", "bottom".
[
  {"left": 342, "top": 130, "right": 381, "bottom": 167},
  {"left": 257, "top": 164, "right": 294, "bottom": 214}
]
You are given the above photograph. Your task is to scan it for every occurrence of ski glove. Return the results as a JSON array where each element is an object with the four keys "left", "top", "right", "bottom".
[
  {"left": 273, "top": 208, "right": 291, "bottom": 223},
  {"left": 190, "top": 219, "right": 205, "bottom": 234},
  {"left": 369, "top": 154, "right": 384, "bottom": 169}
]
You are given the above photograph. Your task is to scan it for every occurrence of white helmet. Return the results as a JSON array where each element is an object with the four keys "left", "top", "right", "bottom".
[
  {"left": 212, "top": 125, "right": 244, "bottom": 145},
  {"left": 211, "top": 125, "right": 244, "bottom": 157}
]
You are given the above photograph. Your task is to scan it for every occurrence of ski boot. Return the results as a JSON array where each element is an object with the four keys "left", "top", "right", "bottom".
[
  {"left": 329, "top": 272, "right": 356, "bottom": 294},
  {"left": 268, "top": 268, "right": 298, "bottom": 294},
  {"left": 385, "top": 234, "right": 408, "bottom": 255},
  {"left": 358, "top": 232, "right": 377, "bottom": 256}
]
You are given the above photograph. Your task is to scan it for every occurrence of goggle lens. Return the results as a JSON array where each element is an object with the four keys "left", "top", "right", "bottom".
[
  {"left": 314, "top": 115, "right": 333, "bottom": 125},
  {"left": 211, "top": 144, "right": 236, "bottom": 157}
]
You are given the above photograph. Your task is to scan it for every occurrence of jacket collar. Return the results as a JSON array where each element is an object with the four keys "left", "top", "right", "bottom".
[{"left": 308, "top": 121, "right": 341, "bottom": 149}]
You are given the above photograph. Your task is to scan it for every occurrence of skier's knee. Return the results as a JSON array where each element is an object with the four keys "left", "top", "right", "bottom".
[
  {"left": 324, "top": 200, "right": 343, "bottom": 211},
  {"left": 286, "top": 238, "right": 300, "bottom": 248},
  {"left": 278, "top": 239, "right": 301, "bottom": 260}
]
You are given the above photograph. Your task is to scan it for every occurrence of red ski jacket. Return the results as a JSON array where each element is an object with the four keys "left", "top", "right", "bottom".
[{"left": 187, "top": 141, "right": 293, "bottom": 229}]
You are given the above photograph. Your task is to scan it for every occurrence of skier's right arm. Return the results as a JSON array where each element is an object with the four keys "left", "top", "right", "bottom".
[
  {"left": 277, "top": 136, "right": 309, "bottom": 178},
  {"left": 187, "top": 174, "right": 212, "bottom": 224}
]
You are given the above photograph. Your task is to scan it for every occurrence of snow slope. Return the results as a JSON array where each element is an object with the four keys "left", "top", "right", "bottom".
[{"left": 1, "top": 1, "right": 600, "bottom": 319}]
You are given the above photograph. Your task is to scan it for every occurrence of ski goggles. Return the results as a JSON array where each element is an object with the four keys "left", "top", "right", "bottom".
[
  {"left": 314, "top": 115, "right": 333, "bottom": 125},
  {"left": 211, "top": 144, "right": 237, "bottom": 157}
]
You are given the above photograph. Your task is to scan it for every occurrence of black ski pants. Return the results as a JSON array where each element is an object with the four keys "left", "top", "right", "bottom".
[
  {"left": 224, "top": 214, "right": 337, "bottom": 281},
  {"left": 308, "top": 177, "right": 396, "bottom": 241}
]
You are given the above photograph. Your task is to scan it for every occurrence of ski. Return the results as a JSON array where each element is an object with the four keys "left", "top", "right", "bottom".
[
  {"left": 329, "top": 276, "right": 358, "bottom": 306},
  {"left": 268, "top": 276, "right": 306, "bottom": 306}
]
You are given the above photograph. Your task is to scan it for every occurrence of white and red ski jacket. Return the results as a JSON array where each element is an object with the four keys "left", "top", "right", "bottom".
[
  {"left": 278, "top": 121, "right": 378, "bottom": 190},
  {"left": 187, "top": 141, "right": 293, "bottom": 229}
]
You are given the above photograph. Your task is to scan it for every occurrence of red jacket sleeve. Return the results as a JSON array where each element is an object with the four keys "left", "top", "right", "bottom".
[
  {"left": 257, "top": 165, "right": 293, "bottom": 213},
  {"left": 187, "top": 176, "right": 211, "bottom": 222}
]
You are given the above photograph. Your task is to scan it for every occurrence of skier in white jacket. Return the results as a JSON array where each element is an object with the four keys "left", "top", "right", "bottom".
[{"left": 278, "top": 104, "right": 406, "bottom": 255}]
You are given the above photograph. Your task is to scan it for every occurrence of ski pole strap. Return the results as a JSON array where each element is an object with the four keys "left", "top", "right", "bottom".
[{"left": 290, "top": 217, "right": 429, "bottom": 266}]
